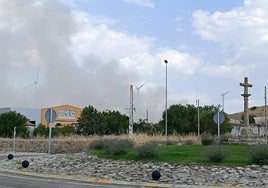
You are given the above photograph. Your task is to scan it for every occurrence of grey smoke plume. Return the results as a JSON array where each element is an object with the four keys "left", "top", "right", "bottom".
[{"left": 0, "top": 0, "right": 165, "bottom": 122}]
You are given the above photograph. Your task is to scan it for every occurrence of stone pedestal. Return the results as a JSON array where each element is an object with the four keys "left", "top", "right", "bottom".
[{"left": 240, "top": 126, "right": 250, "bottom": 137}]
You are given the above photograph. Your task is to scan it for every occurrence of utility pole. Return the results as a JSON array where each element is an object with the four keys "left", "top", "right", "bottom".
[
  {"left": 196, "top": 99, "right": 200, "bottom": 136},
  {"left": 164, "top": 60, "right": 168, "bottom": 138},
  {"left": 146, "top": 110, "right": 149, "bottom": 124},
  {"left": 265, "top": 86, "right": 267, "bottom": 138},
  {"left": 129, "top": 85, "right": 134, "bottom": 135}
]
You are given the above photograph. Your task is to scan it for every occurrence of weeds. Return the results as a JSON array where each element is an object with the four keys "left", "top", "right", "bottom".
[
  {"left": 135, "top": 142, "right": 160, "bottom": 158},
  {"left": 248, "top": 144, "right": 268, "bottom": 165},
  {"left": 0, "top": 134, "right": 199, "bottom": 153},
  {"left": 204, "top": 145, "right": 229, "bottom": 163},
  {"left": 201, "top": 133, "right": 214, "bottom": 145},
  {"left": 102, "top": 138, "right": 134, "bottom": 155}
]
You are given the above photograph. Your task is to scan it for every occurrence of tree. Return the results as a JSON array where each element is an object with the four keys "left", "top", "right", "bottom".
[
  {"left": 0, "top": 111, "right": 29, "bottom": 138},
  {"left": 77, "top": 105, "right": 130, "bottom": 135},
  {"left": 134, "top": 119, "right": 150, "bottom": 133},
  {"left": 77, "top": 105, "right": 102, "bottom": 135},
  {"left": 160, "top": 104, "right": 197, "bottom": 135},
  {"left": 159, "top": 104, "right": 232, "bottom": 135},
  {"left": 33, "top": 124, "right": 48, "bottom": 137},
  {"left": 101, "top": 110, "right": 129, "bottom": 135},
  {"left": 199, "top": 105, "right": 232, "bottom": 134}
]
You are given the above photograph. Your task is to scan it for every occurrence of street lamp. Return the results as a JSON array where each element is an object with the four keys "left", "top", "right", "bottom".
[
  {"left": 164, "top": 60, "right": 168, "bottom": 137},
  {"left": 221, "top": 91, "right": 230, "bottom": 112},
  {"left": 265, "top": 86, "right": 267, "bottom": 138}
]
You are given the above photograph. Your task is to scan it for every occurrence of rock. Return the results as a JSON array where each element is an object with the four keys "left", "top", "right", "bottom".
[{"left": 0, "top": 152, "right": 267, "bottom": 187}]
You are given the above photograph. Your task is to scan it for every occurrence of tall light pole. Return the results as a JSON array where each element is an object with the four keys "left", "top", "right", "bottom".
[
  {"left": 164, "top": 60, "right": 168, "bottom": 137},
  {"left": 221, "top": 91, "right": 230, "bottom": 112},
  {"left": 129, "top": 85, "right": 134, "bottom": 135},
  {"left": 196, "top": 99, "right": 200, "bottom": 136},
  {"left": 265, "top": 86, "right": 267, "bottom": 138}
]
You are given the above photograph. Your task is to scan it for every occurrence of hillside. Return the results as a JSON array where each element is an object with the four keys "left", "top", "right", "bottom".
[{"left": 228, "top": 106, "right": 267, "bottom": 120}]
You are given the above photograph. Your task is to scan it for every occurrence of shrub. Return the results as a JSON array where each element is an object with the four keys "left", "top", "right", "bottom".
[
  {"left": 33, "top": 124, "right": 48, "bottom": 137},
  {"left": 204, "top": 145, "right": 229, "bottom": 163},
  {"left": 88, "top": 139, "right": 106, "bottom": 150},
  {"left": 248, "top": 145, "right": 268, "bottom": 165},
  {"left": 219, "top": 134, "right": 230, "bottom": 144},
  {"left": 16, "top": 125, "right": 30, "bottom": 138},
  {"left": 135, "top": 142, "right": 160, "bottom": 158},
  {"left": 201, "top": 133, "right": 214, "bottom": 145},
  {"left": 60, "top": 125, "right": 76, "bottom": 136},
  {"left": 102, "top": 138, "right": 134, "bottom": 156}
]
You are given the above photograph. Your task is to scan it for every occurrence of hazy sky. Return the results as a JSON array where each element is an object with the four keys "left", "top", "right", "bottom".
[{"left": 1, "top": 0, "right": 268, "bottom": 122}]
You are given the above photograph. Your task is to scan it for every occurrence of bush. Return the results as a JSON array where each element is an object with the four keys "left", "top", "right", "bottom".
[
  {"left": 248, "top": 145, "right": 268, "bottom": 165},
  {"left": 201, "top": 133, "right": 214, "bottom": 145},
  {"left": 88, "top": 139, "right": 106, "bottom": 150},
  {"left": 33, "top": 124, "right": 48, "bottom": 137},
  {"left": 16, "top": 125, "right": 30, "bottom": 138},
  {"left": 219, "top": 134, "right": 230, "bottom": 144},
  {"left": 204, "top": 145, "right": 229, "bottom": 163},
  {"left": 102, "top": 138, "right": 134, "bottom": 156},
  {"left": 135, "top": 142, "right": 160, "bottom": 158},
  {"left": 60, "top": 125, "right": 76, "bottom": 136}
]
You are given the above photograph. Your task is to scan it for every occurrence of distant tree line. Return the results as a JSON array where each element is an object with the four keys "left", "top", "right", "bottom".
[{"left": 0, "top": 104, "right": 232, "bottom": 138}]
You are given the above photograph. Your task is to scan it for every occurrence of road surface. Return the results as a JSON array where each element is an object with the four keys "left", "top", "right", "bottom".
[{"left": 0, "top": 173, "right": 136, "bottom": 188}]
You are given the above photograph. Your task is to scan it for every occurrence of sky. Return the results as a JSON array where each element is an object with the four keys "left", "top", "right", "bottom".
[{"left": 1, "top": 0, "right": 268, "bottom": 123}]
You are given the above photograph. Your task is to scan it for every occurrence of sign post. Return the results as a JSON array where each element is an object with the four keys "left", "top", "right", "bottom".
[
  {"left": 213, "top": 111, "right": 225, "bottom": 139},
  {"left": 12, "top": 126, "right": 16, "bottom": 153},
  {"left": 45, "top": 108, "right": 56, "bottom": 154}
]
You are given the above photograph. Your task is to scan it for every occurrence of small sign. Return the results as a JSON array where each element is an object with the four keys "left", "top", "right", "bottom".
[
  {"left": 213, "top": 112, "right": 225, "bottom": 124},
  {"left": 58, "top": 110, "right": 75, "bottom": 119},
  {"left": 45, "top": 108, "right": 56, "bottom": 123}
]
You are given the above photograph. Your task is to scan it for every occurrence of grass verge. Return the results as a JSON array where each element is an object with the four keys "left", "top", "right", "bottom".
[{"left": 89, "top": 144, "right": 254, "bottom": 166}]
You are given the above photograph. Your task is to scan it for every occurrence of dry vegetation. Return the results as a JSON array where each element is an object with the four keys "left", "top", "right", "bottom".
[{"left": 0, "top": 134, "right": 200, "bottom": 154}]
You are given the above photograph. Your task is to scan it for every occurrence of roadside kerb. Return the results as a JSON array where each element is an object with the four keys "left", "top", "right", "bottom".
[{"left": 0, "top": 167, "right": 174, "bottom": 187}]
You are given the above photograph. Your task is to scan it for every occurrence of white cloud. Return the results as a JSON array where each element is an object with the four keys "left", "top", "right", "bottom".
[
  {"left": 192, "top": 0, "right": 268, "bottom": 58},
  {"left": 69, "top": 10, "right": 204, "bottom": 121},
  {"left": 123, "top": 0, "right": 154, "bottom": 8},
  {"left": 157, "top": 49, "right": 203, "bottom": 76},
  {"left": 71, "top": 11, "right": 154, "bottom": 65},
  {"left": 201, "top": 63, "right": 255, "bottom": 79}
]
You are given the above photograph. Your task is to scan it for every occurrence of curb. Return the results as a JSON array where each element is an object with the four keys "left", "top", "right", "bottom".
[
  {"left": 0, "top": 153, "right": 259, "bottom": 188},
  {"left": 0, "top": 168, "right": 249, "bottom": 188},
  {"left": 0, "top": 168, "right": 174, "bottom": 187}
]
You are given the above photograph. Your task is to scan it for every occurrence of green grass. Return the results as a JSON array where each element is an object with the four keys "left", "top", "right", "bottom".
[{"left": 89, "top": 144, "right": 254, "bottom": 166}]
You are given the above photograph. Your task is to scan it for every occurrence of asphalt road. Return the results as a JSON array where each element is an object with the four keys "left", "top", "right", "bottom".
[{"left": 0, "top": 173, "right": 136, "bottom": 188}]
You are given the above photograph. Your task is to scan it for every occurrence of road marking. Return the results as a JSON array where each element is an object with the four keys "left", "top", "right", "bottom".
[
  {"left": 209, "top": 186, "right": 244, "bottom": 188},
  {"left": 88, "top": 177, "right": 112, "bottom": 184},
  {"left": 143, "top": 182, "right": 173, "bottom": 187}
]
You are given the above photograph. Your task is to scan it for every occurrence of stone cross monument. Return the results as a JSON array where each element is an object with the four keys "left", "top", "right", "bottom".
[{"left": 240, "top": 77, "right": 252, "bottom": 127}]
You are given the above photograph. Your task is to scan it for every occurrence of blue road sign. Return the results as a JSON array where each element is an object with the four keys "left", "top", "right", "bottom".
[
  {"left": 213, "top": 112, "right": 225, "bottom": 124},
  {"left": 45, "top": 108, "right": 56, "bottom": 123}
]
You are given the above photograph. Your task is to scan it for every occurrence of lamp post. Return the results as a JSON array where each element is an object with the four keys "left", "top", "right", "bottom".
[
  {"left": 265, "top": 86, "right": 267, "bottom": 138},
  {"left": 164, "top": 60, "right": 168, "bottom": 138},
  {"left": 196, "top": 99, "right": 200, "bottom": 136}
]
